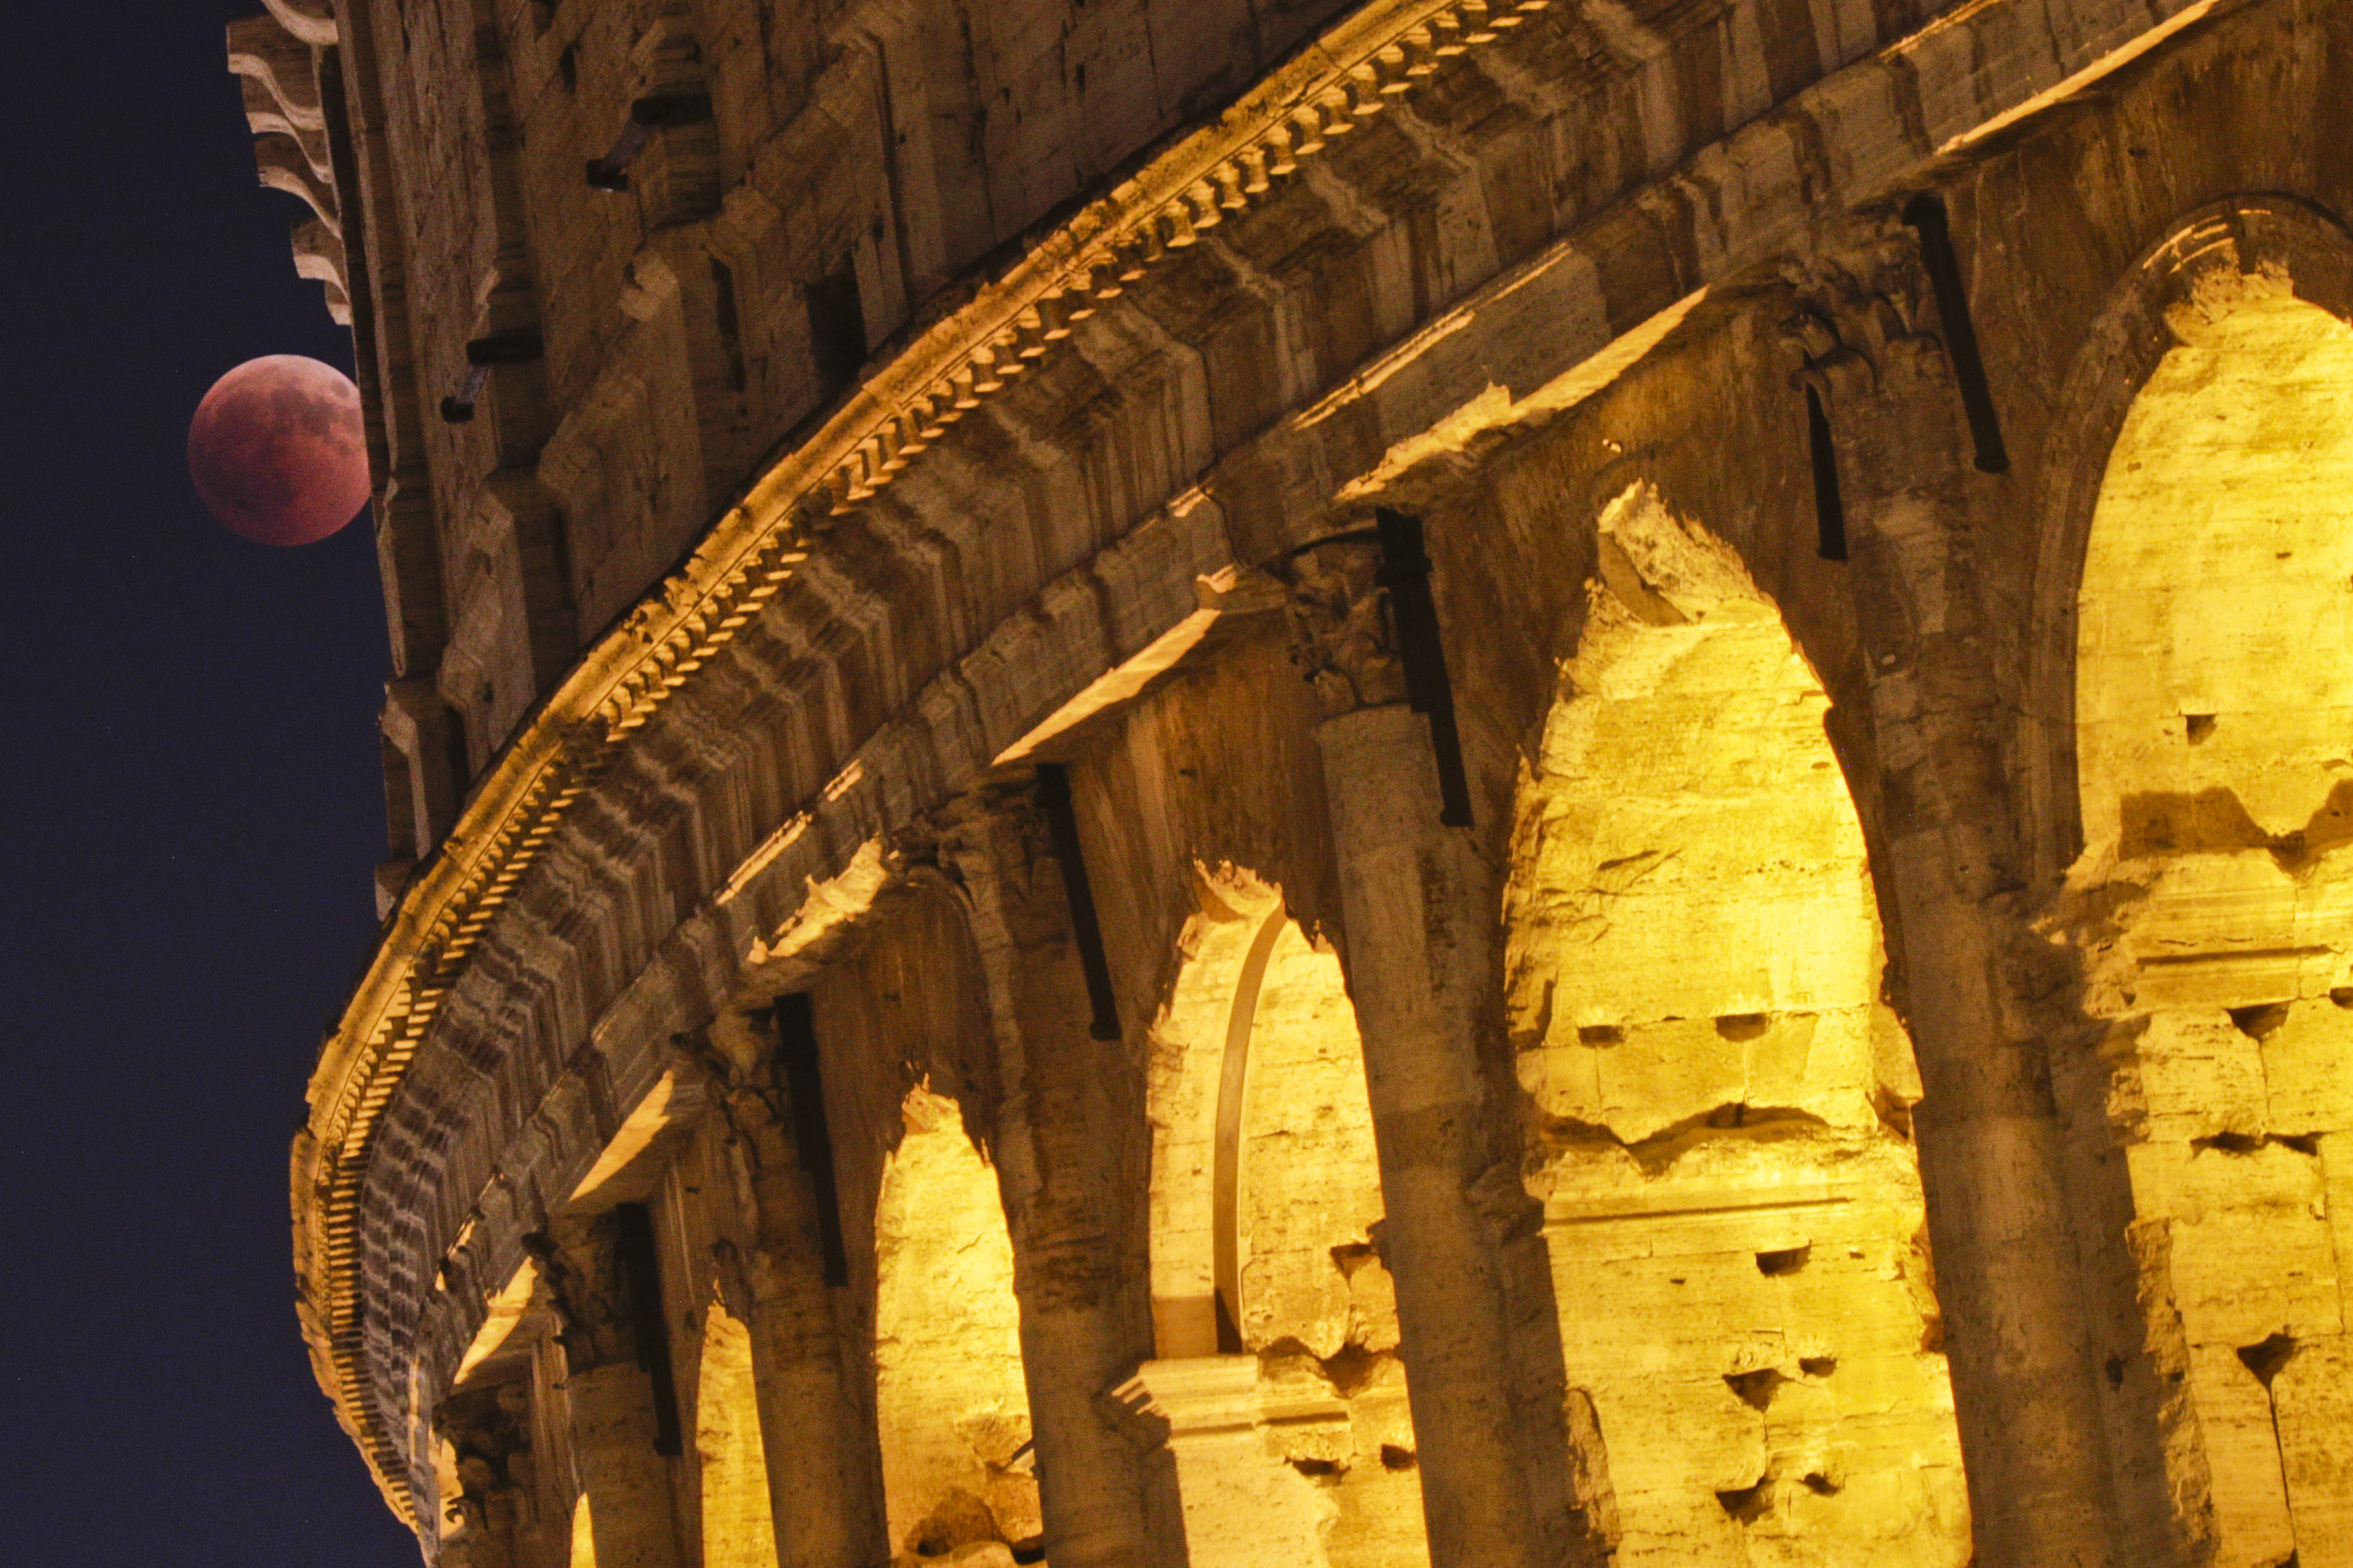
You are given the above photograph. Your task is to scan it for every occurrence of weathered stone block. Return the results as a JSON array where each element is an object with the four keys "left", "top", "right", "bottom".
[
  {"left": 2274, "top": 1333, "right": 2353, "bottom": 1567},
  {"left": 2260, "top": 1001, "right": 2353, "bottom": 1134},
  {"left": 2130, "top": 1141, "right": 2342, "bottom": 1345}
]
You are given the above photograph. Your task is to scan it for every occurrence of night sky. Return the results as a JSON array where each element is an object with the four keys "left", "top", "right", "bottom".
[{"left": 2, "top": 7, "right": 421, "bottom": 1565}]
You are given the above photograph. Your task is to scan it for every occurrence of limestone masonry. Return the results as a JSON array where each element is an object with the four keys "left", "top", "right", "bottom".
[{"left": 235, "top": 0, "right": 2353, "bottom": 1562}]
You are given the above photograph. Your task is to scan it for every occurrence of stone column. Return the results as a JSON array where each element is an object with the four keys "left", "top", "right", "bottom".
[
  {"left": 691, "top": 1022, "right": 891, "bottom": 1568},
  {"left": 1285, "top": 545, "right": 1600, "bottom": 1568},
  {"left": 937, "top": 789, "right": 1179, "bottom": 1568},
  {"left": 1791, "top": 240, "right": 2135, "bottom": 1566},
  {"left": 436, "top": 1379, "right": 541, "bottom": 1568},
  {"left": 533, "top": 1213, "right": 686, "bottom": 1568}
]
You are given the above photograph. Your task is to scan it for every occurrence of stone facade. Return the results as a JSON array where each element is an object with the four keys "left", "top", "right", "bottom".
[{"left": 242, "top": 0, "right": 2353, "bottom": 1563}]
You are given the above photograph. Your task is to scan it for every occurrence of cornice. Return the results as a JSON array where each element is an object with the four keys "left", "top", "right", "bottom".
[{"left": 296, "top": 0, "right": 1564, "bottom": 1522}]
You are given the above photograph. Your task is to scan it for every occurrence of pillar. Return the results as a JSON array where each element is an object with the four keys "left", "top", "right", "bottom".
[
  {"left": 1284, "top": 542, "right": 1602, "bottom": 1568},
  {"left": 436, "top": 1379, "right": 540, "bottom": 1568},
  {"left": 696, "top": 1013, "right": 891, "bottom": 1568},
  {"left": 937, "top": 787, "right": 1179, "bottom": 1568},
  {"left": 1791, "top": 235, "right": 2139, "bottom": 1565},
  {"left": 535, "top": 1213, "right": 686, "bottom": 1568}
]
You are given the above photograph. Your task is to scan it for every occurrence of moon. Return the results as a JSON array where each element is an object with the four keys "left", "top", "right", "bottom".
[{"left": 187, "top": 355, "right": 372, "bottom": 546}]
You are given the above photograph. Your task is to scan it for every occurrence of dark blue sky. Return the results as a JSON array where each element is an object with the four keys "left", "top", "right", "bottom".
[{"left": 1, "top": 7, "right": 421, "bottom": 1564}]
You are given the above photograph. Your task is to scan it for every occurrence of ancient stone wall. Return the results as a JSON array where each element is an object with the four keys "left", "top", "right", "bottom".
[
  {"left": 256, "top": 0, "right": 2353, "bottom": 1565},
  {"left": 281, "top": 0, "right": 1363, "bottom": 900}
]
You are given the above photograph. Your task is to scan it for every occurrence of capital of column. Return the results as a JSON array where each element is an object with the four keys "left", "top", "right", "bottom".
[
  {"left": 1281, "top": 535, "right": 1408, "bottom": 719},
  {"left": 434, "top": 1379, "right": 539, "bottom": 1563},
  {"left": 1778, "top": 238, "right": 1949, "bottom": 422},
  {"left": 523, "top": 1215, "right": 640, "bottom": 1374},
  {"left": 671, "top": 1018, "right": 850, "bottom": 1299},
  {"left": 923, "top": 781, "right": 1054, "bottom": 884}
]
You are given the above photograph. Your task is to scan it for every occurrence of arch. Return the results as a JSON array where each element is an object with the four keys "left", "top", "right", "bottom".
[
  {"left": 1233, "top": 912, "right": 1390, "bottom": 1365},
  {"left": 1148, "top": 871, "right": 1396, "bottom": 1365},
  {"left": 1149, "top": 875, "right": 1287, "bottom": 1359},
  {"left": 568, "top": 1493, "right": 594, "bottom": 1568},
  {"left": 1142, "top": 868, "right": 1425, "bottom": 1567},
  {"left": 871, "top": 1085, "right": 1039, "bottom": 1559},
  {"left": 2027, "top": 196, "right": 2353, "bottom": 880},
  {"left": 1502, "top": 483, "right": 1968, "bottom": 1564},
  {"left": 2066, "top": 234, "right": 2353, "bottom": 1566},
  {"left": 1214, "top": 902, "right": 1286, "bottom": 1357},
  {"left": 695, "top": 1299, "right": 778, "bottom": 1568}
]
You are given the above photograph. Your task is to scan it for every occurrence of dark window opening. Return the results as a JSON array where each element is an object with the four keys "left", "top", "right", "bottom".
[
  {"left": 804, "top": 263, "right": 867, "bottom": 403},
  {"left": 712, "top": 257, "right": 748, "bottom": 393}
]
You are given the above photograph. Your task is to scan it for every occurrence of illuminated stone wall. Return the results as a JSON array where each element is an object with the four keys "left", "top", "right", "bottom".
[
  {"left": 1143, "top": 872, "right": 1425, "bottom": 1566},
  {"left": 2071, "top": 280, "right": 2353, "bottom": 1567},
  {"left": 873, "top": 1087, "right": 1038, "bottom": 1560},
  {"left": 1506, "top": 487, "right": 1966, "bottom": 1563},
  {"left": 692, "top": 1303, "right": 776, "bottom": 1568}
]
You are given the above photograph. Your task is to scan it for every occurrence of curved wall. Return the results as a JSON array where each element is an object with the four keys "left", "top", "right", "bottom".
[{"left": 227, "top": 0, "right": 2353, "bottom": 1563}]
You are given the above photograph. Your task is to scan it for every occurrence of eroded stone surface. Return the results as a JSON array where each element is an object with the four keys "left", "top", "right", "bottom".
[
  {"left": 874, "top": 1087, "right": 1038, "bottom": 1558},
  {"left": 1509, "top": 489, "right": 1967, "bottom": 1566},
  {"left": 1143, "top": 870, "right": 1426, "bottom": 1565},
  {"left": 2066, "top": 279, "right": 2353, "bottom": 1566}
]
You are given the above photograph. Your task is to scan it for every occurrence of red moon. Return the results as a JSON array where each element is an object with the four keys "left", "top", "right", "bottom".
[{"left": 187, "top": 355, "right": 372, "bottom": 546}]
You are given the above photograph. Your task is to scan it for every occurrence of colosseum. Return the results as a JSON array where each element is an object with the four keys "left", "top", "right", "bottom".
[{"left": 234, "top": 0, "right": 2353, "bottom": 1562}]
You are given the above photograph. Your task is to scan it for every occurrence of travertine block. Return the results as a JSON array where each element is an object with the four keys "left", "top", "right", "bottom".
[
  {"left": 2322, "top": 1133, "right": 2353, "bottom": 1326},
  {"left": 2260, "top": 1001, "right": 2353, "bottom": 1133},
  {"left": 1544, "top": 1146, "right": 1962, "bottom": 1567},
  {"left": 2274, "top": 1333, "right": 2353, "bottom": 1566},
  {"left": 2129, "top": 1141, "right": 2342, "bottom": 1344},
  {"left": 2182, "top": 1343, "right": 2295, "bottom": 1568},
  {"left": 2113, "top": 1010, "right": 2268, "bottom": 1143}
]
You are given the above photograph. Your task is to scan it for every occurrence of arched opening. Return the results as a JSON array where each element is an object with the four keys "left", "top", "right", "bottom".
[
  {"left": 2073, "top": 272, "right": 2353, "bottom": 1565},
  {"left": 568, "top": 1493, "right": 594, "bottom": 1568},
  {"left": 1142, "top": 869, "right": 1425, "bottom": 1568},
  {"left": 872, "top": 1085, "right": 1040, "bottom": 1561},
  {"left": 1503, "top": 483, "right": 1968, "bottom": 1563},
  {"left": 695, "top": 1298, "right": 778, "bottom": 1568}
]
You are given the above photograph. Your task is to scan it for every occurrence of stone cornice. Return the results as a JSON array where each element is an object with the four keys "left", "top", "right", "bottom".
[{"left": 298, "top": 0, "right": 1568, "bottom": 1521}]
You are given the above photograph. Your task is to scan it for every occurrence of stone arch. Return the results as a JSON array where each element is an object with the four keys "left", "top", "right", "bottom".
[
  {"left": 871, "top": 1083, "right": 1041, "bottom": 1562},
  {"left": 2028, "top": 196, "right": 2353, "bottom": 880},
  {"left": 1137, "top": 866, "right": 1425, "bottom": 1568},
  {"left": 1502, "top": 482, "right": 1970, "bottom": 1565},
  {"left": 694, "top": 1298, "right": 777, "bottom": 1568},
  {"left": 567, "top": 1493, "right": 594, "bottom": 1568},
  {"left": 2061, "top": 207, "right": 2353, "bottom": 1566}
]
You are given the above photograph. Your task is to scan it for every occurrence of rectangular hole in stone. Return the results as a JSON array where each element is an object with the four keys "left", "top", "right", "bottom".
[
  {"left": 2237, "top": 1331, "right": 2298, "bottom": 1387},
  {"left": 1716, "top": 1478, "right": 1770, "bottom": 1522},
  {"left": 2227, "top": 1002, "right": 2290, "bottom": 1040},
  {"left": 2192, "top": 1131, "right": 2264, "bottom": 1154}
]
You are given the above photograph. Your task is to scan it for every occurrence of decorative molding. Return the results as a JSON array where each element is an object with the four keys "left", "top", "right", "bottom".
[
  {"left": 1282, "top": 533, "right": 1406, "bottom": 718},
  {"left": 229, "top": 10, "right": 350, "bottom": 323},
  {"left": 261, "top": 0, "right": 338, "bottom": 48}
]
